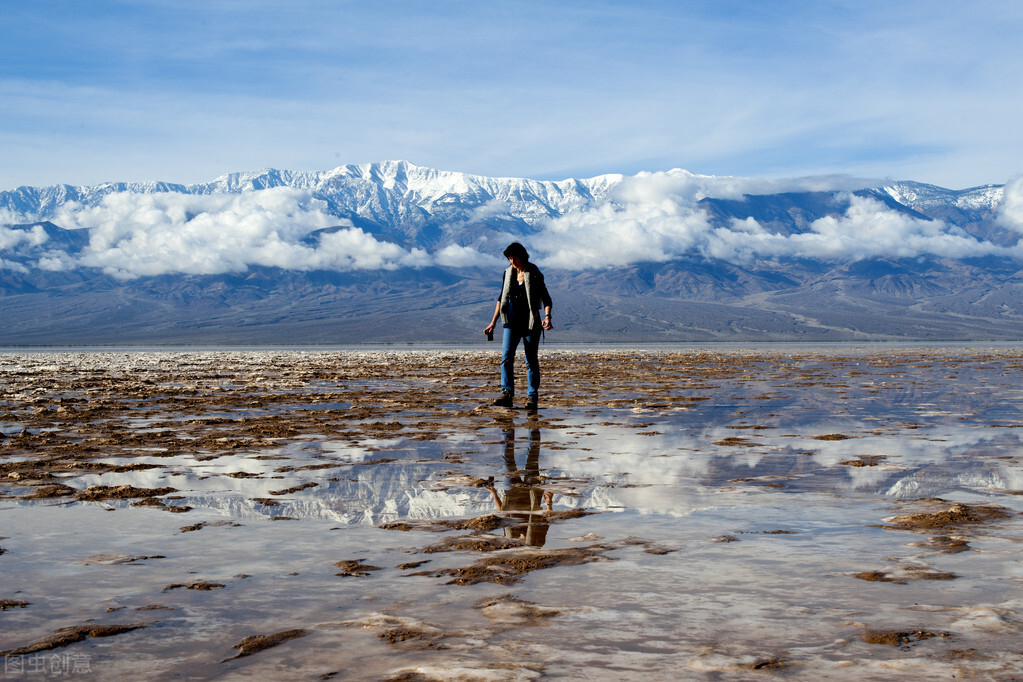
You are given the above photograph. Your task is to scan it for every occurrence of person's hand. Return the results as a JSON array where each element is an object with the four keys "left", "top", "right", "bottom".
[
  {"left": 484, "top": 322, "right": 496, "bottom": 335},
  {"left": 541, "top": 315, "right": 553, "bottom": 330}
]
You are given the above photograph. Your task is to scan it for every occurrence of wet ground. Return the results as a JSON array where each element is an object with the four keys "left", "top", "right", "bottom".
[{"left": 1, "top": 346, "right": 1022, "bottom": 680}]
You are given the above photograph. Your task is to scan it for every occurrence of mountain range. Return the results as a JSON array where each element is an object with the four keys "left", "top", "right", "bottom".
[{"left": 2, "top": 160, "right": 1021, "bottom": 345}]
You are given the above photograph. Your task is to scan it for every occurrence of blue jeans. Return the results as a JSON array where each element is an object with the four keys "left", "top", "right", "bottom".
[{"left": 501, "top": 327, "right": 541, "bottom": 398}]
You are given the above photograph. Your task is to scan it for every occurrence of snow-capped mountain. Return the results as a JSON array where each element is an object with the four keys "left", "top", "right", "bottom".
[
  {"left": 1, "top": 161, "right": 625, "bottom": 248},
  {"left": 1, "top": 160, "right": 1010, "bottom": 253},
  {"left": 878, "top": 180, "right": 1004, "bottom": 213},
  {"left": 1, "top": 162, "right": 1021, "bottom": 344}
]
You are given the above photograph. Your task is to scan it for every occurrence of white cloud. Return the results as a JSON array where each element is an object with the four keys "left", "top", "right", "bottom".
[
  {"left": 35, "top": 252, "right": 77, "bottom": 271},
  {"left": 0, "top": 224, "right": 48, "bottom": 250},
  {"left": 470, "top": 198, "right": 513, "bottom": 222},
  {"left": 996, "top": 176, "right": 1023, "bottom": 234},
  {"left": 44, "top": 187, "right": 432, "bottom": 278},
  {"left": 703, "top": 194, "right": 1008, "bottom": 262},
  {"left": 616, "top": 169, "right": 879, "bottom": 204},
  {"left": 311, "top": 229, "right": 430, "bottom": 271},
  {"left": 0, "top": 257, "right": 28, "bottom": 273},
  {"left": 434, "top": 244, "right": 501, "bottom": 268},
  {"left": 5, "top": 171, "right": 1021, "bottom": 278},
  {"left": 790, "top": 195, "right": 1002, "bottom": 260},
  {"left": 532, "top": 171, "right": 1019, "bottom": 269},
  {"left": 0, "top": 208, "right": 29, "bottom": 227},
  {"left": 540, "top": 194, "right": 713, "bottom": 269},
  {"left": 0, "top": 224, "right": 69, "bottom": 272}
]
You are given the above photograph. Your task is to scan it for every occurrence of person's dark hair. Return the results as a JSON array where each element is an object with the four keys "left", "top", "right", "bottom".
[{"left": 503, "top": 242, "right": 529, "bottom": 261}]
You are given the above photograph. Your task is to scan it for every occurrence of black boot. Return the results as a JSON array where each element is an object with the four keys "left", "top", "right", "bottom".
[
  {"left": 492, "top": 390, "right": 513, "bottom": 407},
  {"left": 524, "top": 395, "right": 538, "bottom": 411}
]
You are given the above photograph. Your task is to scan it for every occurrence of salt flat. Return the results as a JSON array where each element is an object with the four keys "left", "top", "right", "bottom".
[{"left": 1, "top": 347, "right": 1022, "bottom": 680}]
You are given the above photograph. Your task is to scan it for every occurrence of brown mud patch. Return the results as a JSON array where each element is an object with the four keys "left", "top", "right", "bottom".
[
  {"left": 20, "top": 483, "right": 80, "bottom": 499},
  {"left": 713, "top": 437, "right": 761, "bottom": 447},
  {"left": 180, "top": 520, "right": 242, "bottom": 533},
  {"left": 381, "top": 510, "right": 596, "bottom": 534},
  {"left": 459, "top": 513, "right": 505, "bottom": 531},
  {"left": 411, "top": 544, "right": 614, "bottom": 586},
  {"left": 840, "top": 455, "right": 887, "bottom": 467},
  {"left": 475, "top": 594, "right": 562, "bottom": 624},
  {"left": 226, "top": 471, "right": 262, "bottom": 479},
  {"left": 82, "top": 553, "right": 165, "bottom": 565},
  {"left": 0, "top": 599, "right": 30, "bottom": 610},
  {"left": 131, "top": 497, "right": 193, "bottom": 513},
  {"left": 223, "top": 628, "right": 307, "bottom": 661},
  {"left": 854, "top": 567, "right": 957, "bottom": 584},
  {"left": 0, "top": 623, "right": 149, "bottom": 656},
  {"left": 546, "top": 508, "right": 597, "bottom": 521},
  {"left": 882, "top": 502, "right": 1013, "bottom": 532},
  {"left": 269, "top": 481, "right": 319, "bottom": 495},
  {"left": 341, "top": 614, "right": 452, "bottom": 651},
  {"left": 19, "top": 484, "right": 178, "bottom": 502},
  {"left": 335, "top": 559, "right": 384, "bottom": 577},
  {"left": 739, "top": 657, "right": 787, "bottom": 670},
  {"left": 910, "top": 535, "right": 972, "bottom": 554},
  {"left": 860, "top": 629, "right": 951, "bottom": 648},
  {"left": 75, "top": 485, "right": 178, "bottom": 501},
  {"left": 422, "top": 535, "right": 525, "bottom": 554},
  {"left": 397, "top": 560, "right": 430, "bottom": 570},
  {"left": 163, "top": 581, "right": 226, "bottom": 591}
]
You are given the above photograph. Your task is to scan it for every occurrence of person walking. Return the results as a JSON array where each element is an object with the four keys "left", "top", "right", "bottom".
[{"left": 483, "top": 242, "right": 553, "bottom": 410}]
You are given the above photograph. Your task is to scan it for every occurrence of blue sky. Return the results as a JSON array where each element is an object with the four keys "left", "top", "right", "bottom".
[{"left": 2, "top": 0, "right": 1021, "bottom": 190}]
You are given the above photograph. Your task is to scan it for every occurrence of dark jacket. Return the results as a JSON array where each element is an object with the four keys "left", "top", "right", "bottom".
[{"left": 499, "top": 262, "right": 552, "bottom": 332}]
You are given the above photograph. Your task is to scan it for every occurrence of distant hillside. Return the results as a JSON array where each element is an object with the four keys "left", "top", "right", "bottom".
[{"left": 2, "top": 162, "right": 1021, "bottom": 344}]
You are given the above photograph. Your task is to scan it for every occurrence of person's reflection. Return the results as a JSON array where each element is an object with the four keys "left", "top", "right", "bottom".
[{"left": 485, "top": 427, "right": 552, "bottom": 547}]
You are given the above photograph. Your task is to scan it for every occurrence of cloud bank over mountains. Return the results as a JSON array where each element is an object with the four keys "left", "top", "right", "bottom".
[
  {"left": 2, "top": 163, "right": 1020, "bottom": 279},
  {"left": 540, "top": 176, "right": 993, "bottom": 268},
  {"left": 50, "top": 189, "right": 433, "bottom": 278}
]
